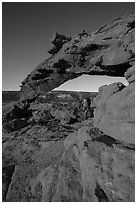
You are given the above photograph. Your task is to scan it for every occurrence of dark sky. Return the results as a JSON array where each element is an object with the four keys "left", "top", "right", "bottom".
[{"left": 2, "top": 2, "right": 135, "bottom": 91}]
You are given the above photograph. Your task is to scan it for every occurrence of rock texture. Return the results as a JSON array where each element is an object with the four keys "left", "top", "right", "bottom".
[
  {"left": 18, "top": 13, "right": 135, "bottom": 144},
  {"left": 2, "top": 101, "right": 32, "bottom": 132},
  {"left": 93, "top": 81, "right": 135, "bottom": 144},
  {"left": 93, "top": 48, "right": 135, "bottom": 144},
  {"left": 20, "top": 14, "right": 134, "bottom": 101},
  {"left": 2, "top": 13, "right": 135, "bottom": 202},
  {"left": 2, "top": 120, "right": 135, "bottom": 202}
]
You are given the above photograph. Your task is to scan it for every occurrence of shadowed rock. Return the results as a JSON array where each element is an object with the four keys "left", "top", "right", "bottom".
[{"left": 2, "top": 101, "right": 32, "bottom": 132}]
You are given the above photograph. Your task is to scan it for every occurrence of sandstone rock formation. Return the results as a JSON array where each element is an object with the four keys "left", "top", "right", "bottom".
[
  {"left": 124, "top": 65, "right": 135, "bottom": 83},
  {"left": 50, "top": 107, "right": 76, "bottom": 125},
  {"left": 93, "top": 40, "right": 135, "bottom": 144},
  {"left": 3, "top": 121, "right": 134, "bottom": 202},
  {"left": 2, "top": 13, "right": 135, "bottom": 202},
  {"left": 2, "top": 101, "right": 32, "bottom": 132},
  {"left": 18, "top": 13, "right": 135, "bottom": 144},
  {"left": 20, "top": 14, "right": 134, "bottom": 102},
  {"left": 93, "top": 81, "right": 135, "bottom": 144},
  {"left": 48, "top": 33, "right": 71, "bottom": 55}
]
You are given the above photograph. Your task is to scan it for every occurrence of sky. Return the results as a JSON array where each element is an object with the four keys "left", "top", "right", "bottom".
[{"left": 2, "top": 2, "right": 134, "bottom": 91}]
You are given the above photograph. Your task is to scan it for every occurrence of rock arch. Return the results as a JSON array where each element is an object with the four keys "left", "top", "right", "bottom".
[
  {"left": 6, "top": 14, "right": 135, "bottom": 144},
  {"left": 20, "top": 14, "right": 134, "bottom": 101},
  {"left": 2, "top": 13, "right": 135, "bottom": 202},
  {"left": 53, "top": 75, "right": 128, "bottom": 92}
]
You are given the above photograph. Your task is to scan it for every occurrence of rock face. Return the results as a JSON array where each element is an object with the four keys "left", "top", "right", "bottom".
[
  {"left": 18, "top": 13, "right": 135, "bottom": 144},
  {"left": 2, "top": 121, "right": 135, "bottom": 202},
  {"left": 20, "top": 14, "right": 134, "bottom": 101},
  {"left": 2, "top": 13, "right": 135, "bottom": 202},
  {"left": 93, "top": 81, "right": 135, "bottom": 144},
  {"left": 93, "top": 52, "right": 135, "bottom": 144}
]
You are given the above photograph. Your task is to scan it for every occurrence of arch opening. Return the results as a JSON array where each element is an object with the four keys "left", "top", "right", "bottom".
[{"left": 54, "top": 74, "right": 128, "bottom": 92}]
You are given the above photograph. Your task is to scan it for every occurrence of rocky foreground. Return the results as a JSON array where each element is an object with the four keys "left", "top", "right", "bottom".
[{"left": 2, "top": 13, "right": 135, "bottom": 202}]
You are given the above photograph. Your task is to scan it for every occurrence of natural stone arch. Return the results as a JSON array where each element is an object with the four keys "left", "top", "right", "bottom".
[
  {"left": 5, "top": 14, "right": 135, "bottom": 144},
  {"left": 20, "top": 14, "right": 134, "bottom": 101},
  {"left": 2, "top": 13, "right": 135, "bottom": 203}
]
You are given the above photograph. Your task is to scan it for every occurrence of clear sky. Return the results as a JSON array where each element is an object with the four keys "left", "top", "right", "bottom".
[
  {"left": 54, "top": 75, "right": 128, "bottom": 92},
  {"left": 2, "top": 2, "right": 134, "bottom": 91}
]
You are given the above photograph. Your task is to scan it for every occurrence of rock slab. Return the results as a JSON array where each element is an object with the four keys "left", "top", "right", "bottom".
[{"left": 3, "top": 123, "right": 135, "bottom": 202}]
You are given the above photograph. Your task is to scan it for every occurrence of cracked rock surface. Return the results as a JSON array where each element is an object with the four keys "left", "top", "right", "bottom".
[{"left": 2, "top": 119, "right": 135, "bottom": 202}]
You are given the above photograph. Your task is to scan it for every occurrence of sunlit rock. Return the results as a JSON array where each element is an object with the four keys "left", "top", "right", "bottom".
[{"left": 93, "top": 81, "right": 135, "bottom": 144}]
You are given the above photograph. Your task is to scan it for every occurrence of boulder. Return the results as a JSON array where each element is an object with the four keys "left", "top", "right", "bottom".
[
  {"left": 124, "top": 65, "right": 135, "bottom": 83},
  {"left": 93, "top": 82, "right": 125, "bottom": 110},
  {"left": 50, "top": 107, "right": 77, "bottom": 125},
  {"left": 48, "top": 33, "right": 71, "bottom": 55},
  {"left": 32, "top": 109, "right": 53, "bottom": 124},
  {"left": 3, "top": 101, "right": 31, "bottom": 121},
  {"left": 3, "top": 124, "right": 134, "bottom": 202},
  {"left": 93, "top": 81, "right": 135, "bottom": 144},
  {"left": 3, "top": 118, "right": 28, "bottom": 132},
  {"left": 2, "top": 101, "right": 32, "bottom": 132}
]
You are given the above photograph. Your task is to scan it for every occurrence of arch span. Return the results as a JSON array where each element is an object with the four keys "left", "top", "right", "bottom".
[
  {"left": 54, "top": 75, "right": 128, "bottom": 92},
  {"left": 20, "top": 14, "right": 134, "bottom": 101}
]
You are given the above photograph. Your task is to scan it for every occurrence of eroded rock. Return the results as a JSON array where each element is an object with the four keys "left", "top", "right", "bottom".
[
  {"left": 48, "top": 33, "right": 71, "bottom": 55},
  {"left": 3, "top": 123, "right": 134, "bottom": 202},
  {"left": 2, "top": 101, "right": 32, "bottom": 132},
  {"left": 124, "top": 65, "right": 135, "bottom": 83},
  {"left": 2, "top": 13, "right": 135, "bottom": 202},
  {"left": 20, "top": 14, "right": 134, "bottom": 101},
  {"left": 93, "top": 80, "right": 135, "bottom": 144}
]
